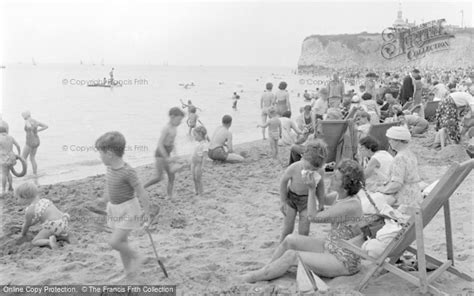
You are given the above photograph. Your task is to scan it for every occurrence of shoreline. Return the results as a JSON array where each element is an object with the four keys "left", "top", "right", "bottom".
[
  {"left": 10, "top": 139, "right": 265, "bottom": 187},
  {"left": 1, "top": 132, "right": 473, "bottom": 295}
]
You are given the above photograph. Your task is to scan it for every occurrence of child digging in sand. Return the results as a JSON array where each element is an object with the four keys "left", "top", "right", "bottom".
[
  {"left": 144, "top": 107, "right": 185, "bottom": 198},
  {"left": 191, "top": 126, "right": 209, "bottom": 195},
  {"left": 0, "top": 126, "right": 21, "bottom": 194},
  {"left": 17, "top": 182, "right": 70, "bottom": 249},
  {"left": 279, "top": 139, "right": 327, "bottom": 241},
  {"left": 257, "top": 107, "right": 282, "bottom": 159},
  {"left": 95, "top": 131, "right": 152, "bottom": 279}
]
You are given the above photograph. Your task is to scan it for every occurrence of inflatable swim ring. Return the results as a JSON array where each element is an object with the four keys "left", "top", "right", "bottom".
[{"left": 11, "top": 155, "right": 27, "bottom": 177}]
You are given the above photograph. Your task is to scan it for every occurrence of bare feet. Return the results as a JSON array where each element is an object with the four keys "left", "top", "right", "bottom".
[{"left": 49, "top": 235, "right": 58, "bottom": 249}]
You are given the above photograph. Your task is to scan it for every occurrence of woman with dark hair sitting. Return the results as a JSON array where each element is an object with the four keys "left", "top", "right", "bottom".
[
  {"left": 358, "top": 136, "right": 393, "bottom": 192},
  {"left": 243, "top": 159, "right": 364, "bottom": 282},
  {"left": 363, "top": 126, "right": 422, "bottom": 214}
]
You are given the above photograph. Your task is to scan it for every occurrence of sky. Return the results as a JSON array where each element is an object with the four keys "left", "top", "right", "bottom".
[{"left": 0, "top": 0, "right": 473, "bottom": 67}]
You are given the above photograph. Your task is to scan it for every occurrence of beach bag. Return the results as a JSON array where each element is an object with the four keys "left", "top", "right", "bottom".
[
  {"left": 362, "top": 218, "right": 402, "bottom": 258},
  {"left": 360, "top": 215, "right": 385, "bottom": 239}
]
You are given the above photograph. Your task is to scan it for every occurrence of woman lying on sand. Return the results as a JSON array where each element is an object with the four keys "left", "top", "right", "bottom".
[{"left": 243, "top": 159, "right": 364, "bottom": 282}]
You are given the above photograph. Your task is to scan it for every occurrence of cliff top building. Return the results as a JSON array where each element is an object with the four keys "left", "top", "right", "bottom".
[{"left": 393, "top": 3, "right": 415, "bottom": 29}]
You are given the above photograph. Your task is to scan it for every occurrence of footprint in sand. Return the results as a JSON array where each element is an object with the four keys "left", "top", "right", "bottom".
[
  {"left": 217, "top": 239, "right": 233, "bottom": 248},
  {"left": 170, "top": 217, "right": 187, "bottom": 229},
  {"left": 59, "top": 262, "right": 90, "bottom": 272}
]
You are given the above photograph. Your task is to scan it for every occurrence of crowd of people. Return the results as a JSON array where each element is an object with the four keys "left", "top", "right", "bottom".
[
  {"left": 1, "top": 66, "right": 473, "bottom": 284},
  {"left": 244, "top": 67, "right": 474, "bottom": 283}
]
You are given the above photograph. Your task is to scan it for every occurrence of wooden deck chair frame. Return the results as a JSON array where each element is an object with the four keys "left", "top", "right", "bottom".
[
  {"left": 424, "top": 101, "right": 440, "bottom": 121},
  {"left": 319, "top": 120, "right": 349, "bottom": 164},
  {"left": 410, "top": 104, "right": 422, "bottom": 115},
  {"left": 367, "top": 122, "right": 400, "bottom": 151},
  {"left": 336, "top": 159, "right": 474, "bottom": 295},
  {"left": 345, "top": 107, "right": 359, "bottom": 120}
]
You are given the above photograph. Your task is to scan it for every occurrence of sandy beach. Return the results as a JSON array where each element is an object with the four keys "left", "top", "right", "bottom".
[{"left": 0, "top": 127, "right": 473, "bottom": 295}]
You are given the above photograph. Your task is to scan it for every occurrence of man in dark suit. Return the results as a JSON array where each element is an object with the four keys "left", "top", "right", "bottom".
[{"left": 399, "top": 69, "right": 420, "bottom": 106}]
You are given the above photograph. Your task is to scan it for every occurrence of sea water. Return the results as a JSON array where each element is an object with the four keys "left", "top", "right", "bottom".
[{"left": 1, "top": 64, "right": 327, "bottom": 185}]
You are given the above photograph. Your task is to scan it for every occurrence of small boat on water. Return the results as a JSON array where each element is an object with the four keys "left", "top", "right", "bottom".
[{"left": 87, "top": 81, "right": 122, "bottom": 88}]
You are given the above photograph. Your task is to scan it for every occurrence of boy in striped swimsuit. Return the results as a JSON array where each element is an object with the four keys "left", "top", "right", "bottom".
[{"left": 95, "top": 131, "right": 152, "bottom": 280}]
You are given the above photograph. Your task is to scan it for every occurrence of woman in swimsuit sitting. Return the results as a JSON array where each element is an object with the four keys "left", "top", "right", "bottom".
[
  {"left": 243, "top": 159, "right": 364, "bottom": 282},
  {"left": 21, "top": 111, "right": 48, "bottom": 175}
]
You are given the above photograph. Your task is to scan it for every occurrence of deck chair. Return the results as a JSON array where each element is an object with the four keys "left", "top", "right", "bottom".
[
  {"left": 344, "top": 107, "right": 358, "bottom": 120},
  {"left": 424, "top": 101, "right": 440, "bottom": 121},
  {"left": 367, "top": 122, "right": 400, "bottom": 151},
  {"left": 410, "top": 104, "right": 422, "bottom": 115},
  {"left": 336, "top": 159, "right": 474, "bottom": 295},
  {"left": 319, "top": 120, "right": 349, "bottom": 164}
]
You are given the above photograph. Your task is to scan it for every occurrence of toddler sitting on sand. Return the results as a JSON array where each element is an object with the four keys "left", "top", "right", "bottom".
[
  {"left": 279, "top": 139, "right": 327, "bottom": 241},
  {"left": 17, "top": 182, "right": 70, "bottom": 249}
]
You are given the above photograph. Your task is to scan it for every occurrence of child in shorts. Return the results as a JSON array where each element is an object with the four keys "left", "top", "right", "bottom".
[
  {"left": 17, "top": 182, "right": 70, "bottom": 249},
  {"left": 257, "top": 107, "right": 282, "bottom": 159},
  {"left": 191, "top": 126, "right": 209, "bottom": 195},
  {"left": 144, "top": 107, "right": 185, "bottom": 198},
  {"left": 95, "top": 131, "right": 152, "bottom": 279},
  {"left": 279, "top": 139, "right": 327, "bottom": 241}
]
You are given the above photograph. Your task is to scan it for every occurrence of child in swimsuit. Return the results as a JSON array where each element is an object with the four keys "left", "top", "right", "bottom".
[
  {"left": 144, "top": 107, "right": 185, "bottom": 198},
  {"left": 278, "top": 139, "right": 327, "bottom": 241},
  {"left": 191, "top": 126, "right": 209, "bottom": 195},
  {"left": 187, "top": 106, "right": 199, "bottom": 136},
  {"left": 17, "top": 182, "right": 70, "bottom": 249},
  {"left": 232, "top": 92, "right": 239, "bottom": 110},
  {"left": 257, "top": 107, "right": 282, "bottom": 160},
  {"left": 0, "top": 126, "right": 21, "bottom": 193}
]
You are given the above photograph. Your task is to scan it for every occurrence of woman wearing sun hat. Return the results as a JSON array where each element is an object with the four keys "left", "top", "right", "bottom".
[
  {"left": 379, "top": 126, "right": 422, "bottom": 210},
  {"left": 360, "top": 126, "right": 422, "bottom": 214}
]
